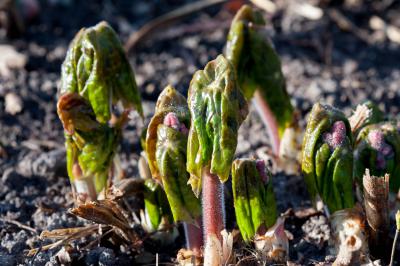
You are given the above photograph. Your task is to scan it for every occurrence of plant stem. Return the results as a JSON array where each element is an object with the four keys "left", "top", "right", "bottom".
[
  {"left": 72, "top": 163, "right": 97, "bottom": 203},
  {"left": 253, "top": 90, "right": 280, "bottom": 156},
  {"left": 202, "top": 166, "right": 225, "bottom": 265},
  {"left": 390, "top": 229, "right": 399, "bottom": 266},
  {"left": 184, "top": 217, "right": 203, "bottom": 257}
]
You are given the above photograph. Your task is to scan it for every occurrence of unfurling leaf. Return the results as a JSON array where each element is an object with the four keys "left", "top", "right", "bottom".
[
  {"left": 146, "top": 85, "right": 201, "bottom": 224},
  {"left": 226, "top": 5, "right": 293, "bottom": 137},
  {"left": 58, "top": 93, "right": 120, "bottom": 194},
  {"left": 60, "top": 21, "right": 142, "bottom": 123},
  {"left": 232, "top": 159, "right": 277, "bottom": 242},
  {"left": 301, "top": 103, "right": 354, "bottom": 213},
  {"left": 187, "top": 55, "right": 248, "bottom": 196},
  {"left": 354, "top": 122, "right": 400, "bottom": 191}
]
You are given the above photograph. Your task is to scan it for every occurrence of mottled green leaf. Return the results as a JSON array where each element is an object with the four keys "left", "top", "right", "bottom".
[
  {"left": 232, "top": 159, "right": 277, "bottom": 242},
  {"left": 226, "top": 5, "right": 293, "bottom": 137},
  {"left": 301, "top": 103, "right": 354, "bottom": 213},
  {"left": 146, "top": 85, "right": 201, "bottom": 223},
  {"left": 58, "top": 92, "right": 120, "bottom": 194},
  {"left": 61, "top": 21, "right": 142, "bottom": 123},
  {"left": 187, "top": 55, "right": 248, "bottom": 196}
]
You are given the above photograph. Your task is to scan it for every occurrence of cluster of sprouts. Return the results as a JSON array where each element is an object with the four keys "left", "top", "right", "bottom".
[{"left": 52, "top": 4, "right": 400, "bottom": 266}]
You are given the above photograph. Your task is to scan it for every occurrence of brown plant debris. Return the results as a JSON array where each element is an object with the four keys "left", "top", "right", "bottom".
[
  {"left": 69, "top": 199, "right": 141, "bottom": 246},
  {"left": 363, "top": 169, "right": 390, "bottom": 260},
  {"left": 330, "top": 205, "right": 370, "bottom": 266}
]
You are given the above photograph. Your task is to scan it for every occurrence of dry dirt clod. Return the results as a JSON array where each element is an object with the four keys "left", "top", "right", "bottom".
[
  {"left": 5, "top": 92, "right": 23, "bottom": 115},
  {"left": 0, "top": 45, "right": 27, "bottom": 77}
]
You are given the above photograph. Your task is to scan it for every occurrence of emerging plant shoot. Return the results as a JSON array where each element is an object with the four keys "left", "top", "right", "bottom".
[
  {"left": 187, "top": 55, "right": 248, "bottom": 265},
  {"left": 58, "top": 21, "right": 143, "bottom": 202},
  {"left": 354, "top": 122, "right": 400, "bottom": 192},
  {"left": 232, "top": 158, "right": 287, "bottom": 263},
  {"left": 231, "top": 158, "right": 277, "bottom": 242},
  {"left": 301, "top": 103, "right": 354, "bottom": 214},
  {"left": 225, "top": 5, "right": 294, "bottom": 155},
  {"left": 146, "top": 85, "right": 202, "bottom": 258}
]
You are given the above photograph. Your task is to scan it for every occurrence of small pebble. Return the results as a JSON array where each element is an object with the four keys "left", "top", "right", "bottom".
[{"left": 5, "top": 92, "right": 23, "bottom": 115}]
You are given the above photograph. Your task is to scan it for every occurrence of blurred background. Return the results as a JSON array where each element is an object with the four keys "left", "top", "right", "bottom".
[{"left": 0, "top": 0, "right": 399, "bottom": 265}]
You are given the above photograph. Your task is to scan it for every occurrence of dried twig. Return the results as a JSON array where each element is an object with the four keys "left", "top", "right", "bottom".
[
  {"left": 124, "top": 0, "right": 228, "bottom": 52},
  {"left": 0, "top": 217, "right": 37, "bottom": 234},
  {"left": 327, "top": 8, "right": 371, "bottom": 44},
  {"left": 28, "top": 225, "right": 100, "bottom": 256}
]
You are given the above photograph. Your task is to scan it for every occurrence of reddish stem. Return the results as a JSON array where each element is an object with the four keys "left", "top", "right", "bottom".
[
  {"left": 253, "top": 90, "right": 280, "bottom": 156},
  {"left": 184, "top": 217, "right": 203, "bottom": 257},
  {"left": 202, "top": 166, "right": 225, "bottom": 250}
]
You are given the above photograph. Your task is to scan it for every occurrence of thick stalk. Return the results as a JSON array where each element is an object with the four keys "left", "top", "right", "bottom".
[
  {"left": 253, "top": 90, "right": 280, "bottom": 156},
  {"left": 184, "top": 217, "right": 203, "bottom": 257},
  {"left": 202, "top": 166, "right": 225, "bottom": 265}
]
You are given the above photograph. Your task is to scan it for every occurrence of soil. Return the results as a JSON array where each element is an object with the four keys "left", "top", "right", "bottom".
[{"left": 0, "top": 0, "right": 399, "bottom": 265}]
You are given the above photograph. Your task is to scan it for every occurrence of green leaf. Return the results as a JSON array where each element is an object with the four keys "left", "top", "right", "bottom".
[
  {"left": 61, "top": 21, "right": 142, "bottom": 123},
  {"left": 143, "top": 178, "right": 173, "bottom": 230},
  {"left": 187, "top": 55, "right": 248, "bottom": 196},
  {"left": 226, "top": 5, "right": 293, "bottom": 137},
  {"left": 58, "top": 92, "right": 120, "bottom": 194},
  {"left": 232, "top": 159, "right": 277, "bottom": 242}
]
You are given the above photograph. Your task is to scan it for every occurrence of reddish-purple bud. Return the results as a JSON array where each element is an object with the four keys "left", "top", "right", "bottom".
[
  {"left": 367, "top": 129, "right": 394, "bottom": 169},
  {"left": 163, "top": 112, "right": 188, "bottom": 134},
  {"left": 323, "top": 121, "right": 347, "bottom": 149}
]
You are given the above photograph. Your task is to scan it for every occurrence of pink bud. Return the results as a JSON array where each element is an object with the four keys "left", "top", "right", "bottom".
[
  {"left": 367, "top": 130, "right": 393, "bottom": 169},
  {"left": 368, "top": 130, "right": 384, "bottom": 151},
  {"left": 163, "top": 112, "right": 189, "bottom": 134},
  {"left": 323, "top": 121, "right": 347, "bottom": 149}
]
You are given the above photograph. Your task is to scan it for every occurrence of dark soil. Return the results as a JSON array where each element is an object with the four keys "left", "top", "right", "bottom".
[{"left": 0, "top": 0, "right": 399, "bottom": 265}]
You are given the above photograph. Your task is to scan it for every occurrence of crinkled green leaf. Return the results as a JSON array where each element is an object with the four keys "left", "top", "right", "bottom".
[
  {"left": 61, "top": 21, "right": 142, "bottom": 123},
  {"left": 301, "top": 103, "right": 354, "bottom": 213},
  {"left": 232, "top": 159, "right": 277, "bottom": 242},
  {"left": 156, "top": 125, "right": 201, "bottom": 223},
  {"left": 187, "top": 55, "right": 248, "bottom": 196},
  {"left": 58, "top": 93, "right": 120, "bottom": 193},
  {"left": 354, "top": 122, "right": 400, "bottom": 191},
  {"left": 146, "top": 85, "right": 189, "bottom": 182},
  {"left": 226, "top": 5, "right": 293, "bottom": 137},
  {"left": 146, "top": 85, "right": 201, "bottom": 223}
]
